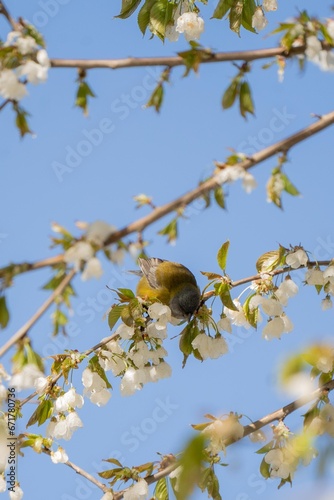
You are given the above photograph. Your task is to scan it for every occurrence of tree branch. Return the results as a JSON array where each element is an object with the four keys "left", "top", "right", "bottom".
[
  {"left": 1, "top": 110, "right": 334, "bottom": 280},
  {"left": 114, "top": 379, "right": 334, "bottom": 499},
  {"left": 0, "top": 269, "right": 76, "bottom": 358},
  {"left": 50, "top": 45, "right": 308, "bottom": 70},
  {"left": 42, "top": 448, "right": 110, "bottom": 494}
]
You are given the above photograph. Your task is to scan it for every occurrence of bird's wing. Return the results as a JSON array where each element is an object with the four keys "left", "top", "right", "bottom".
[{"left": 138, "top": 257, "right": 165, "bottom": 289}]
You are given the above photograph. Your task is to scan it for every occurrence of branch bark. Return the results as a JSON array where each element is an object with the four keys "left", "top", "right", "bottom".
[
  {"left": 0, "top": 269, "right": 76, "bottom": 358},
  {"left": 49, "top": 45, "right": 309, "bottom": 70}
]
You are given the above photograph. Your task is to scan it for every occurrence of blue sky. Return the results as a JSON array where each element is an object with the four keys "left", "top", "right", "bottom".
[{"left": 1, "top": 1, "right": 334, "bottom": 499}]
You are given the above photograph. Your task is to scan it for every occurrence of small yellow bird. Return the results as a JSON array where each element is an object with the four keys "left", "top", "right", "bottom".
[{"left": 136, "top": 257, "right": 201, "bottom": 320}]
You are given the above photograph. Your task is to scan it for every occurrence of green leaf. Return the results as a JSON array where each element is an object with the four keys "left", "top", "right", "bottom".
[
  {"left": 241, "top": 0, "right": 256, "bottom": 33},
  {"left": 138, "top": 0, "right": 157, "bottom": 35},
  {"left": 281, "top": 173, "right": 300, "bottom": 197},
  {"left": 243, "top": 293, "right": 258, "bottom": 329},
  {"left": 259, "top": 456, "right": 271, "bottom": 479},
  {"left": 26, "top": 400, "right": 53, "bottom": 428},
  {"left": 14, "top": 105, "right": 32, "bottom": 137},
  {"left": 229, "top": 0, "right": 243, "bottom": 35},
  {"left": 116, "top": 0, "right": 142, "bottom": 19},
  {"left": 256, "top": 440, "right": 274, "bottom": 454},
  {"left": 256, "top": 246, "right": 285, "bottom": 273},
  {"left": 75, "top": 81, "right": 96, "bottom": 116},
  {"left": 158, "top": 218, "right": 178, "bottom": 244},
  {"left": 214, "top": 186, "right": 225, "bottom": 209},
  {"left": 212, "top": 0, "right": 234, "bottom": 20},
  {"left": 146, "top": 84, "right": 164, "bottom": 112},
  {"left": 0, "top": 295, "right": 10, "bottom": 329},
  {"left": 217, "top": 240, "right": 230, "bottom": 271},
  {"left": 174, "top": 434, "right": 206, "bottom": 500},
  {"left": 108, "top": 304, "right": 125, "bottom": 330},
  {"left": 89, "top": 355, "right": 112, "bottom": 389},
  {"left": 104, "top": 457, "right": 124, "bottom": 467},
  {"left": 154, "top": 477, "right": 169, "bottom": 499},
  {"left": 239, "top": 80, "right": 254, "bottom": 118},
  {"left": 200, "top": 271, "right": 223, "bottom": 280},
  {"left": 222, "top": 78, "right": 239, "bottom": 109},
  {"left": 149, "top": 0, "right": 173, "bottom": 40},
  {"left": 24, "top": 23, "right": 46, "bottom": 47},
  {"left": 218, "top": 283, "right": 238, "bottom": 310}
]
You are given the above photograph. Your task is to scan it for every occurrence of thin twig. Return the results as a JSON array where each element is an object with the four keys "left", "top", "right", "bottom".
[
  {"left": 0, "top": 99, "right": 11, "bottom": 112},
  {"left": 42, "top": 449, "right": 110, "bottom": 494},
  {"left": 50, "top": 45, "right": 307, "bottom": 70},
  {"left": 0, "top": 1, "right": 19, "bottom": 30},
  {"left": 202, "top": 260, "right": 333, "bottom": 301},
  {"left": 1, "top": 109, "right": 334, "bottom": 281},
  {"left": 0, "top": 269, "right": 76, "bottom": 358}
]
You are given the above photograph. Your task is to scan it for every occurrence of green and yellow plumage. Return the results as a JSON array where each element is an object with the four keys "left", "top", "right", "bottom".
[{"left": 136, "top": 257, "right": 201, "bottom": 320}]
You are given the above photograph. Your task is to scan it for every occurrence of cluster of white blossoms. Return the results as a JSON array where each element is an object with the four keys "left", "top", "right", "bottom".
[
  {"left": 0, "top": 29, "right": 49, "bottom": 101},
  {"left": 118, "top": 304, "right": 172, "bottom": 396},
  {"left": 264, "top": 422, "right": 316, "bottom": 480},
  {"left": 11, "top": 363, "right": 45, "bottom": 391},
  {"left": 46, "top": 388, "right": 84, "bottom": 441},
  {"left": 82, "top": 367, "right": 112, "bottom": 406},
  {"left": 251, "top": 277, "right": 298, "bottom": 341},
  {"left": 305, "top": 20, "right": 334, "bottom": 72},
  {"left": 165, "top": 3, "right": 204, "bottom": 42},
  {"left": 252, "top": 1, "right": 277, "bottom": 32},
  {"left": 203, "top": 414, "right": 244, "bottom": 455},
  {"left": 50, "top": 446, "right": 69, "bottom": 464},
  {"left": 215, "top": 166, "right": 257, "bottom": 195},
  {"left": 308, "top": 403, "right": 334, "bottom": 437}
]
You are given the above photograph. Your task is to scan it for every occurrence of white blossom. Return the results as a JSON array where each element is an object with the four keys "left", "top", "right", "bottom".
[
  {"left": 34, "top": 376, "right": 49, "bottom": 394},
  {"left": 81, "top": 257, "right": 103, "bottom": 281},
  {"left": 85, "top": 220, "right": 116, "bottom": 246},
  {"left": 305, "top": 36, "right": 322, "bottom": 60},
  {"left": 321, "top": 296, "right": 333, "bottom": 310},
  {"left": 149, "top": 361, "right": 172, "bottom": 382},
  {"left": 262, "top": 316, "right": 284, "bottom": 340},
  {"left": 116, "top": 323, "right": 135, "bottom": 340},
  {"left": 51, "top": 446, "right": 69, "bottom": 464},
  {"left": 176, "top": 12, "right": 205, "bottom": 41},
  {"left": 55, "top": 388, "right": 84, "bottom": 412},
  {"left": 123, "top": 479, "right": 148, "bottom": 500},
  {"left": 148, "top": 303, "right": 171, "bottom": 327},
  {"left": 9, "top": 485, "right": 24, "bottom": 500},
  {"left": 285, "top": 248, "right": 308, "bottom": 269},
  {"left": 260, "top": 297, "right": 283, "bottom": 316},
  {"left": 64, "top": 242, "right": 94, "bottom": 271},
  {"left": 305, "top": 268, "right": 325, "bottom": 286},
  {"left": 249, "top": 429, "right": 266, "bottom": 442},
  {"left": 11, "top": 364, "right": 45, "bottom": 391},
  {"left": 252, "top": 7, "right": 268, "bottom": 31},
  {"left": 0, "top": 69, "right": 27, "bottom": 100},
  {"left": 275, "top": 278, "right": 299, "bottom": 305},
  {"left": 120, "top": 368, "right": 142, "bottom": 396},
  {"left": 263, "top": 0, "right": 277, "bottom": 11},
  {"left": 224, "top": 299, "right": 249, "bottom": 328},
  {"left": 242, "top": 172, "right": 257, "bottom": 193},
  {"left": 49, "top": 412, "right": 83, "bottom": 441},
  {"left": 99, "top": 346, "right": 125, "bottom": 376},
  {"left": 216, "top": 316, "right": 232, "bottom": 333},
  {"left": 165, "top": 24, "right": 179, "bottom": 42},
  {"left": 18, "top": 59, "right": 48, "bottom": 85},
  {"left": 0, "top": 418, "right": 9, "bottom": 473},
  {"left": 0, "top": 474, "right": 6, "bottom": 492},
  {"left": 82, "top": 368, "right": 111, "bottom": 406},
  {"left": 146, "top": 321, "right": 168, "bottom": 340},
  {"left": 204, "top": 416, "right": 244, "bottom": 454},
  {"left": 327, "top": 19, "right": 334, "bottom": 40},
  {"left": 264, "top": 449, "right": 292, "bottom": 479}
]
